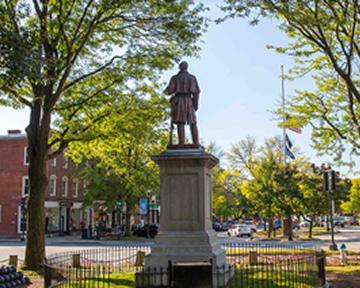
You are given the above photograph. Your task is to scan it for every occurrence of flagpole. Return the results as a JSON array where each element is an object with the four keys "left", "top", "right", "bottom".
[{"left": 281, "top": 65, "right": 286, "bottom": 163}]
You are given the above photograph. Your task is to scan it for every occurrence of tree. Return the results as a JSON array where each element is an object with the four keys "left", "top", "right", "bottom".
[
  {"left": 0, "top": 0, "right": 206, "bottom": 270},
  {"left": 227, "top": 135, "right": 257, "bottom": 178},
  {"left": 297, "top": 163, "right": 327, "bottom": 238},
  {"left": 229, "top": 136, "right": 306, "bottom": 239},
  {"left": 247, "top": 149, "right": 280, "bottom": 238},
  {"left": 220, "top": 0, "right": 360, "bottom": 164},
  {"left": 69, "top": 95, "right": 167, "bottom": 236},
  {"left": 212, "top": 168, "right": 249, "bottom": 221},
  {"left": 228, "top": 136, "right": 281, "bottom": 238},
  {"left": 341, "top": 178, "right": 360, "bottom": 214}
]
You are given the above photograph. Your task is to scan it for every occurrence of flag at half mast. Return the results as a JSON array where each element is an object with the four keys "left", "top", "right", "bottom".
[{"left": 288, "top": 127, "right": 302, "bottom": 134}]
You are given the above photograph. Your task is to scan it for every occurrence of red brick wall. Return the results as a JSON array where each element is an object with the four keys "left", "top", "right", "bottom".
[
  {"left": 0, "top": 136, "right": 28, "bottom": 235},
  {"left": 0, "top": 135, "right": 84, "bottom": 236}
]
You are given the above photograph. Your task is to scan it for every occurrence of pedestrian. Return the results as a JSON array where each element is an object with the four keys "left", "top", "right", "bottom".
[{"left": 340, "top": 243, "right": 347, "bottom": 265}]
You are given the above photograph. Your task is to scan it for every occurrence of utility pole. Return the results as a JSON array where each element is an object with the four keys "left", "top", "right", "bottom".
[
  {"left": 147, "top": 192, "right": 151, "bottom": 238},
  {"left": 281, "top": 65, "right": 293, "bottom": 241},
  {"left": 281, "top": 65, "right": 286, "bottom": 163}
]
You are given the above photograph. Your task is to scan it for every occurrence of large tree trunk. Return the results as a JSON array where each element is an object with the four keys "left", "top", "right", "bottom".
[{"left": 24, "top": 97, "right": 51, "bottom": 270}]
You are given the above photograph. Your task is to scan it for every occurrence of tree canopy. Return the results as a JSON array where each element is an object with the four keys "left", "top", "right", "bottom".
[
  {"left": 341, "top": 178, "right": 360, "bottom": 214},
  {"left": 0, "top": 0, "right": 206, "bottom": 270},
  {"left": 220, "top": 0, "right": 359, "bottom": 165}
]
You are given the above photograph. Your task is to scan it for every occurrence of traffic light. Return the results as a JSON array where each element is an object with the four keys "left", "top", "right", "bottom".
[
  {"left": 323, "top": 172, "right": 329, "bottom": 192},
  {"left": 323, "top": 170, "right": 339, "bottom": 192},
  {"left": 330, "top": 170, "right": 336, "bottom": 191},
  {"left": 117, "top": 200, "right": 122, "bottom": 209}
]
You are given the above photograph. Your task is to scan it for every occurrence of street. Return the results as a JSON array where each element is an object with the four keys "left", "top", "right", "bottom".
[
  {"left": 218, "top": 226, "right": 360, "bottom": 250},
  {"left": 0, "top": 226, "right": 359, "bottom": 262}
]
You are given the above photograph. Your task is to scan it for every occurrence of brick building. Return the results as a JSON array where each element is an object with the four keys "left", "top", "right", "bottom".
[{"left": 0, "top": 130, "right": 92, "bottom": 237}]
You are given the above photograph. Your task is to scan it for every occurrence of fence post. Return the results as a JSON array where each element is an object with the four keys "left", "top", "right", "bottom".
[
  {"left": 249, "top": 251, "right": 258, "bottom": 266},
  {"left": 43, "top": 261, "right": 52, "bottom": 288},
  {"left": 135, "top": 251, "right": 146, "bottom": 267},
  {"left": 72, "top": 254, "right": 81, "bottom": 268},
  {"left": 8, "top": 255, "right": 18, "bottom": 267},
  {"left": 316, "top": 250, "right": 326, "bottom": 285}
]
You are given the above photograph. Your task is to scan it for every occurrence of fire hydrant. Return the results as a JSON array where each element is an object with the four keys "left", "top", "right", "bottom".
[{"left": 339, "top": 243, "right": 347, "bottom": 265}]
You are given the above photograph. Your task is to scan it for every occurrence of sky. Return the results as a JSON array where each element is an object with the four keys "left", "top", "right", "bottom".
[{"left": 0, "top": 1, "right": 356, "bottom": 175}]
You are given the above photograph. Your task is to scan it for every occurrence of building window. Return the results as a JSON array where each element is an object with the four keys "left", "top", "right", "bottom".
[
  {"left": 22, "top": 176, "right": 29, "bottom": 197},
  {"left": 63, "top": 155, "right": 68, "bottom": 169},
  {"left": 24, "top": 147, "right": 30, "bottom": 166},
  {"left": 61, "top": 176, "right": 68, "bottom": 197},
  {"left": 49, "top": 175, "right": 57, "bottom": 196},
  {"left": 51, "top": 158, "right": 57, "bottom": 167},
  {"left": 72, "top": 179, "right": 79, "bottom": 198}
]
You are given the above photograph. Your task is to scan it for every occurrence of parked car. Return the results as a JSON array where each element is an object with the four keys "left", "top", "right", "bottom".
[
  {"left": 227, "top": 224, "right": 253, "bottom": 238},
  {"left": 222, "top": 221, "right": 234, "bottom": 231},
  {"left": 243, "top": 220, "right": 257, "bottom": 232},
  {"left": 292, "top": 222, "right": 301, "bottom": 230},
  {"left": 344, "top": 216, "right": 358, "bottom": 225},
  {"left": 132, "top": 224, "right": 158, "bottom": 238},
  {"left": 333, "top": 217, "right": 345, "bottom": 227},
  {"left": 299, "top": 221, "right": 310, "bottom": 227},
  {"left": 212, "top": 221, "right": 223, "bottom": 232},
  {"left": 273, "top": 219, "right": 282, "bottom": 230}
]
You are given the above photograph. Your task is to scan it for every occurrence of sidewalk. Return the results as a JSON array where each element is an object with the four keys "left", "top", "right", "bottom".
[{"left": 0, "top": 235, "right": 154, "bottom": 246}]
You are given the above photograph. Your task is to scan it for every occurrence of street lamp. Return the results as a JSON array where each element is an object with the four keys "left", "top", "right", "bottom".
[
  {"left": 147, "top": 191, "right": 151, "bottom": 238},
  {"left": 323, "top": 168, "right": 338, "bottom": 250},
  {"left": 20, "top": 197, "right": 26, "bottom": 241}
]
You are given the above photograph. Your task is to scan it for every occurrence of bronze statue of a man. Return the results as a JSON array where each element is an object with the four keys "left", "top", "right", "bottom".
[{"left": 164, "top": 61, "right": 200, "bottom": 146}]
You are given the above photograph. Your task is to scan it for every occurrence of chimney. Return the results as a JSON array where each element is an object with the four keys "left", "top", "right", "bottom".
[{"left": 7, "top": 129, "right": 22, "bottom": 135}]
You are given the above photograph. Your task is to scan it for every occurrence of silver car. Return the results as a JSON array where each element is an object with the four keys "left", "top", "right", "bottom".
[{"left": 227, "top": 224, "right": 253, "bottom": 238}]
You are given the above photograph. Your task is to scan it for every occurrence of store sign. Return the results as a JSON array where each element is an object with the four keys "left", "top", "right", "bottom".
[
  {"left": 139, "top": 198, "right": 148, "bottom": 215},
  {"left": 150, "top": 203, "right": 159, "bottom": 210}
]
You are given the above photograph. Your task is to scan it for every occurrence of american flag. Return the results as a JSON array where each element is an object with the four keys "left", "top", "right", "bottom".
[{"left": 288, "top": 127, "right": 302, "bottom": 134}]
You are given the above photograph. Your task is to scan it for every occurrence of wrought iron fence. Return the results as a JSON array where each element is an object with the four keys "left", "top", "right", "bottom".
[{"left": 44, "top": 243, "right": 326, "bottom": 287}]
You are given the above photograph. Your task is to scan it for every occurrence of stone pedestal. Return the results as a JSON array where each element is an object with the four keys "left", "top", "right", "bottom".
[{"left": 141, "top": 148, "right": 229, "bottom": 287}]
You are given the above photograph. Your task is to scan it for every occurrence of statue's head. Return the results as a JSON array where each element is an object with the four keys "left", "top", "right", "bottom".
[{"left": 179, "top": 61, "right": 188, "bottom": 71}]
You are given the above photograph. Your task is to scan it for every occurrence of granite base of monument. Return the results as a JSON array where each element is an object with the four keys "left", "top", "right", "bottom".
[{"left": 135, "top": 148, "right": 233, "bottom": 287}]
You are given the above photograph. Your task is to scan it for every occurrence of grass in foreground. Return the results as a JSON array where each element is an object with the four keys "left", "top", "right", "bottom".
[
  {"left": 326, "top": 265, "right": 360, "bottom": 275},
  {"left": 68, "top": 272, "right": 135, "bottom": 288},
  {"left": 228, "top": 269, "right": 317, "bottom": 288},
  {"left": 226, "top": 247, "right": 314, "bottom": 256},
  {"left": 65, "top": 268, "right": 318, "bottom": 288}
]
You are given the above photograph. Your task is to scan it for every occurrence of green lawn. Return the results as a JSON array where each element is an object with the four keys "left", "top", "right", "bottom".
[
  {"left": 226, "top": 268, "right": 317, "bottom": 288},
  {"left": 67, "top": 272, "right": 135, "bottom": 288},
  {"left": 226, "top": 247, "right": 314, "bottom": 256},
  {"left": 327, "top": 265, "right": 360, "bottom": 274},
  {"left": 62, "top": 268, "right": 318, "bottom": 288}
]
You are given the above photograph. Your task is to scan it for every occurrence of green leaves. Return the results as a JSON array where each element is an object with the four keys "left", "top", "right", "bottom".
[
  {"left": 341, "top": 178, "right": 360, "bottom": 214},
  {"left": 220, "top": 0, "right": 360, "bottom": 166},
  {"left": 66, "top": 92, "right": 167, "bottom": 208}
]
